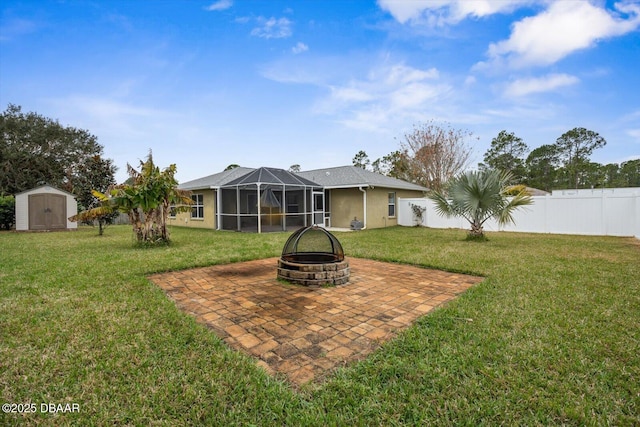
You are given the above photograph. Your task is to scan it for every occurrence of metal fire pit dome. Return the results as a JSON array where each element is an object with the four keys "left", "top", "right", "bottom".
[{"left": 281, "top": 226, "right": 345, "bottom": 264}]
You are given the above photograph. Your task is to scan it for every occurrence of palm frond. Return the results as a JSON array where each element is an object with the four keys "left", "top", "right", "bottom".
[
  {"left": 69, "top": 205, "right": 114, "bottom": 222},
  {"left": 427, "top": 190, "right": 455, "bottom": 218},
  {"left": 428, "top": 168, "right": 533, "bottom": 236}
]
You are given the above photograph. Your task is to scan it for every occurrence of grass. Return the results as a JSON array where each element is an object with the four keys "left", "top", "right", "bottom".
[{"left": 1, "top": 225, "right": 639, "bottom": 426}]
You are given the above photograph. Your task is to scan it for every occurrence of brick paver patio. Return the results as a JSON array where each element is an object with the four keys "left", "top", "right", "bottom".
[{"left": 149, "top": 257, "right": 482, "bottom": 387}]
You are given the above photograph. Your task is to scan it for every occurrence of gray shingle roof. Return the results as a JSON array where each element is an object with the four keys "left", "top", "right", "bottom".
[
  {"left": 297, "top": 165, "right": 428, "bottom": 192},
  {"left": 178, "top": 167, "right": 255, "bottom": 190},
  {"left": 180, "top": 165, "right": 428, "bottom": 192}
]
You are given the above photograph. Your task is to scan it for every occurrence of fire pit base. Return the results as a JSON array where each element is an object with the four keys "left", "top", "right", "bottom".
[{"left": 277, "top": 258, "right": 350, "bottom": 286}]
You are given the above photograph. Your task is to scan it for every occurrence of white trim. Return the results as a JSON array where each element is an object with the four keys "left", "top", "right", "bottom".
[
  {"left": 388, "top": 191, "right": 396, "bottom": 218},
  {"left": 257, "top": 183, "right": 262, "bottom": 234},
  {"left": 312, "top": 190, "right": 325, "bottom": 227},
  {"left": 190, "top": 193, "right": 204, "bottom": 219},
  {"left": 216, "top": 188, "right": 222, "bottom": 230}
]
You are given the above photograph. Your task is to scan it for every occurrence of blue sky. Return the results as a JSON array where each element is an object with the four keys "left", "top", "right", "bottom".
[{"left": 1, "top": 0, "right": 639, "bottom": 183}]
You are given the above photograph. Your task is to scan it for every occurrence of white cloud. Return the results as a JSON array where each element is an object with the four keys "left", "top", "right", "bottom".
[
  {"left": 504, "top": 73, "right": 579, "bottom": 97},
  {"left": 464, "top": 75, "right": 477, "bottom": 86},
  {"left": 313, "top": 62, "right": 450, "bottom": 131},
  {"left": 260, "top": 56, "right": 340, "bottom": 85},
  {"left": 384, "top": 64, "right": 438, "bottom": 84},
  {"left": 389, "top": 82, "right": 444, "bottom": 109},
  {"left": 377, "top": 0, "right": 440, "bottom": 24},
  {"left": 330, "top": 86, "right": 374, "bottom": 102},
  {"left": 485, "top": 1, "right": 640, "bottom": 68},
  {"left": 377, "top": 0, "right": 533, "bottom": 25},
  {"left": 204, "top": 0, "right": 233, "bottom": 12},
  {"left": 250, "top": 17, "right": 292, "bottom": 39},
  {"left": 292, "top": 42, "right": 308, "bottom": 54},
  {"left": 46, "top": 95, "right": 172, "bottom": 141}
]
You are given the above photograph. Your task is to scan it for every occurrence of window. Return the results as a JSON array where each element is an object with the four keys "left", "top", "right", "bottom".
[
  {"left": 169, "top": 205, "right": 176, "bottom": 218},
  {"left": 388, "top": 192, "right": 396, "bottom": 217},
  {"left": 191, "top": 194, "right": 204, "bottom": 219}
]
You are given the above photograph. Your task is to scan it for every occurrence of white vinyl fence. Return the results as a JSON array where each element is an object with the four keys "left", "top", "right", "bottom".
[{"left": 399, "top": 187, "right": 640, "bottom": 239}]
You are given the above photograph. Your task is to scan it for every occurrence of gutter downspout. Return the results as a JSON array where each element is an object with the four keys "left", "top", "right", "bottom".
[{"left": 359, "top": 186, "right": 368, "bottom": 229}]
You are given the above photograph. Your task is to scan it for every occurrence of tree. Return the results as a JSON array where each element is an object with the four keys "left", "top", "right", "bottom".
[
  {"left": 480, "top": 130, "right": 528, "bottom": 181},
  {"left": 525, "top": 144, "right": 561, "bottom": 192},
  {"left": 428, "top": 169, "right": 533, "bottom": 240},
  {"left": 372, "top": 150, "right": 412, "bottom": 181},
  {"left": 288, "top": 164, "right": 301, "bottom": 173},
  {"left": 554, "top": 127, "right": 606, "bottom": 188},
  {"left": 619, "top": 159, "right": 640, "bottom": 187},
  {"left": 73, "top": 155, "right": 119, "bottom": 235},
  {"left": 400, "top": 121, "right": 474, "bottom": 191},
  {"left": 71, "top": 152, "right": 192, "bottom": 244},
  {"left": 601, "top": 163, "right": 622, "bottom": 187},
  {"left": 578, "top": 161, "right": 608, "bottom": 189},
  {"left": 0, "top": 104, "right": 105, "bottom": 195},
  {"left": 352, "top": 150, "right": 370, "bottom": 169},
  {"left": 224, "top": 164, "right": 240, "bottom": 171}
]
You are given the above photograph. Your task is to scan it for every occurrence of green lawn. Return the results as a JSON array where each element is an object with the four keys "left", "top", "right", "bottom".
[{"left": 1, "top": 225, "right": 639, "bottom": 426}]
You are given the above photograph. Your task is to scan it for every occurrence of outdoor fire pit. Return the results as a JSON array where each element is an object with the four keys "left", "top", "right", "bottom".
[{"left": 277, "top": 226, "right": 350, "bottom": 286}]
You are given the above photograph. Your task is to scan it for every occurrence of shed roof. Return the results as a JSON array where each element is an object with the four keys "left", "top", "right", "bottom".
[
  {"left": 15, "top": 184, "right": 77, "bottom": 198},
  {"left": 297, "top": 165, "right": 429, "bottom": 192}
]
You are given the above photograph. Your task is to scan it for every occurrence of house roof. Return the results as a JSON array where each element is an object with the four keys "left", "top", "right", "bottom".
[
  {"left": 297, "top": 165, "right": 429, "bottom": 192},
  {"left": 179, "top": 165, "right": 428, "bottom": 192},
  {"left": 178, "top": 167, "right": 255, "bottom": 190},
  {"left": 223, "top": 167, "right": 320, "bottom": 188}
]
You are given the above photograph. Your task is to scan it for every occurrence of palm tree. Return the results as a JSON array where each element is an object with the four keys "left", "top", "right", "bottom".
[
  {"left": 70, "top": 152, "right": 192, "bottom": 244},
  {"left": 428, "top": 169, "right": 533, "bottom": 240}
]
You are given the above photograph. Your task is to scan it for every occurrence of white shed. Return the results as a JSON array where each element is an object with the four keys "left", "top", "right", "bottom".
[{"left": 15, "top": 185, "right": 77, "bottom": 231}]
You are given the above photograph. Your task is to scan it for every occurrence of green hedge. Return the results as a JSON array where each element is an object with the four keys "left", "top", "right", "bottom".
[{"left": 0, "top": 195, "right": 16, "bottom": 229}]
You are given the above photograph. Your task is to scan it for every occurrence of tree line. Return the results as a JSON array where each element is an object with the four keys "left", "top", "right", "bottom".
[
  {"left": 1, "top": 104, "right": 119, "bottom": 229},
  {"left": 1, "top": 104, "right": 191, "bottom": 243},
  {"left": 353, "top": 122, "right": 639, "bottom": 192},
  {"left": 0, "top": 104, "right": 117, "bottom": 205}
]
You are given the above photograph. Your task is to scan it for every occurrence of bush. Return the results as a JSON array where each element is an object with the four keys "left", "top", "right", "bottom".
[
  {"left": 0, "top": 195, "right": 16, "bottom": 229},
  {"left": 410, "top": 203, "right": 426, "bottom": 226}
]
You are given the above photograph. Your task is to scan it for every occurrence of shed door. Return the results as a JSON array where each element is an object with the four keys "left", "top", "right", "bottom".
[{"left": 29, "top": 194, "right": 67, "bottom": 230}]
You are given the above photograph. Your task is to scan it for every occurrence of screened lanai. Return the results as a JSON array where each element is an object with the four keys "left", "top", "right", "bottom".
[{"left": 218, "top": 167, "right": 325, "bottom": 233}]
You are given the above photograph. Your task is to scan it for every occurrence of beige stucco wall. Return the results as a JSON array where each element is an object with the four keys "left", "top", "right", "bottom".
[
  {"left": 328, "top": 187, "right": 425, "bottom": 229},
  {"left": 168, "top": 189, "right": 216, "bottom": 229},
  {"left": 328, "top": 188, "right": 363, "bottom": 228}
]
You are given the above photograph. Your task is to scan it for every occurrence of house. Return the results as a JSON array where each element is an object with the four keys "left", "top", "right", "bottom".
[
  {"left": 297, "top": 165, "right": 428, "bottom": 229},
  {"left": 15, "top": 185, "right": 78, "bottom": 231},
  {"left": 169, "top": 165, "right": 427, "bottom": 232}
]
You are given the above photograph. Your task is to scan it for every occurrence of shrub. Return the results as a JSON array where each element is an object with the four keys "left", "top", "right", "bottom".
[
  {"left": 0, "top": 195, "right": 16, "bottom": 229},
  {"left": 410, "top": 203, "right": 426, "bottom": 226}
]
